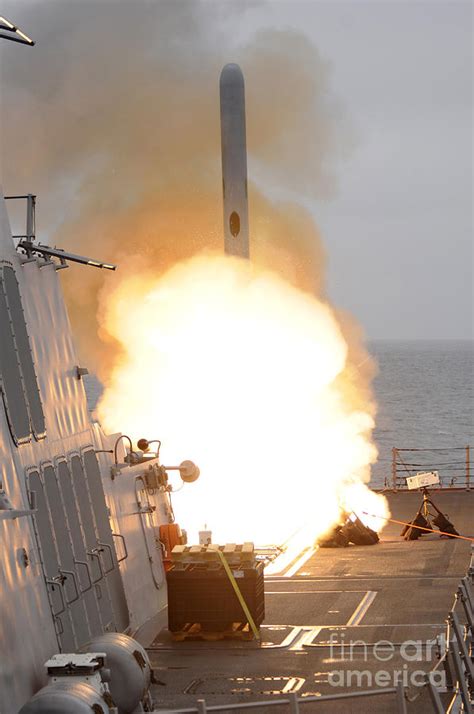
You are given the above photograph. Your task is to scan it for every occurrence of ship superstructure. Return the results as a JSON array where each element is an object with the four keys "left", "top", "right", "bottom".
[{"left": 0, "top": 189, "right": 201, "bottom": 711}]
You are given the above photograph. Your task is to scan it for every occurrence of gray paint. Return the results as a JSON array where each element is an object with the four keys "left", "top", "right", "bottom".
[
  {"left": 220, "top": 63, "right": 250, "bottom": 259},
  {"left": 3, "top": 266, "right": 46, "bottom": 439},
  {"left": 0, "top": 192, "right": 174, "bottom": 712},
  {"left": 0, "top": 270, "right": 31, "bottom": 443}
]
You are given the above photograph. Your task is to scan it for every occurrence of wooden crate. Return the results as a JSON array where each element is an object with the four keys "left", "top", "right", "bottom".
[
  {"left": 171, "top": 621, "right": 255, "bottom": 642},
  {"left": 171, "top": 542, "right": 255, "bottom": 566}
]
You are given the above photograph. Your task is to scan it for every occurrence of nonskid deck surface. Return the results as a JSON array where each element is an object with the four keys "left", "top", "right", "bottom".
[{"left": 148, "top": 490, "right": 473, "bottom": 713}]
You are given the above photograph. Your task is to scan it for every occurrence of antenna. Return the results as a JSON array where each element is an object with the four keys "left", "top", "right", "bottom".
[{"left": 0, "top": 16, "right": 35, "bottom": 46}]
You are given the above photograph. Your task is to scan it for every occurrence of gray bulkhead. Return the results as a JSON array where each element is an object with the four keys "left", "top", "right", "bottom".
[{"left": 0, "top": 193, "right": 169, "bottom": 713}]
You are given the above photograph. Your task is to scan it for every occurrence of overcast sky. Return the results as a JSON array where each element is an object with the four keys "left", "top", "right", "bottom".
[
  {"left": 245, "top": 1, "right": 473, "bottom": 340},
  {"left": 1, "top": 0, "right": 472, "bottom": 341}
]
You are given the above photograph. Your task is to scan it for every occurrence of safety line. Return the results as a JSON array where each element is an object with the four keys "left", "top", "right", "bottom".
[{"left": 362, "top": 512, "right": 474, "bottom": 543}]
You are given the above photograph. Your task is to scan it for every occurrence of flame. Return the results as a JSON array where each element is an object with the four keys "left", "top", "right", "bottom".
[{"left": 98, "top": 254, "right": 389, "bottom": 544}]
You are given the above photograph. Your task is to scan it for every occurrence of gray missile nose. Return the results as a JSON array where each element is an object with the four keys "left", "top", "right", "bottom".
[{"left": 220, "top": 63, "right": 245, "bottom": 89}]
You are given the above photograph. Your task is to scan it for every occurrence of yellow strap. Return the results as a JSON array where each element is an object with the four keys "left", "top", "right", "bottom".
[{"left": 216, "top": 549, "right": 261, "bottom": 641}]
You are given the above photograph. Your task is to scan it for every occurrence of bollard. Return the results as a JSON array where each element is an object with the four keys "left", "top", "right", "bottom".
[{"left": 288, "top": 692, "right": 300, "bottom": 714}]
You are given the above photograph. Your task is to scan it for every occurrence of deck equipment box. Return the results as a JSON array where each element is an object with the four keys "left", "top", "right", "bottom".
[{"left": 167, "top": 543, "right": 264, "bottom": 633}]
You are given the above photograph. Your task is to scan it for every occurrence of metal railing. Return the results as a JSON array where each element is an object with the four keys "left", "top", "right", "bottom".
[
  {"left": 388, "top": 446, "right": 471, "bottom": 490},
  {"left": 426, "top": 546, "right": 474, "bottom": 713},
  {"left": 158, "top": 685, "right": 407, "bottom": 713}
]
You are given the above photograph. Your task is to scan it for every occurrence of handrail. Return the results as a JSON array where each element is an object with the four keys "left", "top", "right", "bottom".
[
  {"left": 112, "top": 532, "right": 128, "bottom": 563},
  {"left": 427, "top": 545, "right": 474, "bottom": 713},
  {"left": 58, "top": 569, "right": 80, "bottom": 605},
  {"left": 390, "top": 445, "right": 472, "bottom": 491},
  {"left": 46, "top": 576, "right": 66, "bottom": 616},
  {"left": 97, "top": 540, "right": 115, "bottom": 574},
  {"left": 74, "top": 559, "right": 93, "bottom": 593},
  {"left": 87, "top": 548, "right": 104, "bottom": 583},
  {"left": 156, "top": 685, "right": 406, "bottom": 713}
]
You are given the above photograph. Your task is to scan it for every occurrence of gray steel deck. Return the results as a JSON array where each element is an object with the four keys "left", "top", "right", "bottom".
[{"left": 147, "top": 490, "right": 473, "bottom": 713}]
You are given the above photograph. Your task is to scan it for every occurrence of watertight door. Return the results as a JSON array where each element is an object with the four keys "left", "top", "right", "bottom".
[
  {"left": 82, "top": 449, "right": 129, "bottom": 631},
  {"left": 42, "top": 465, "right": 91, "bottom": 648},
  {"left": 27, "top": 470, "right": 76, "bottom": 651},
  {"left": 70, "top": 454, "right": 115, "bottom": 631},
  {"left": 56, "top": 459, "right": 103, "bottom": 637}
]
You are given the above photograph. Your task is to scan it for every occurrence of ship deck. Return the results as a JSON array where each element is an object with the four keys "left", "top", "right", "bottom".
[{"left": 147, "top": 490, "right": 473, "bottom": 713}]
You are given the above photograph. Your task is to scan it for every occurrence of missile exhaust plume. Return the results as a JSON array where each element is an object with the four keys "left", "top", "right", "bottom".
[
  {"left": 2, "top": 1, "right": 389, "bottom": 544},
  {"left": 97, "top": 254, "right": 389, "bottom": 544}
]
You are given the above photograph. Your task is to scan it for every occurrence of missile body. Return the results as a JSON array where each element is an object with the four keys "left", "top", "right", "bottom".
[{"left": 219, "top": 64, "right": 249, "bottom": 259}]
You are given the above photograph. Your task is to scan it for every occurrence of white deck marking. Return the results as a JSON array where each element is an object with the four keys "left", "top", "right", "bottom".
[
  {"left": 265, "top": 590, "right": 367, "bottom": 594},
  {"left": 283, "top": 546, "right": 318, "bottom": 578},
  {"left": 282, "top": 677, "right": 306, "bottom": 693},
  {"left": 288, "top": 626, "right": 322, "bottom": 651},
  {"left": 148, "top": 621, "right": 445, "bottom": 651},
  {"left": 262, "top": 625, "right": 303, "bottom": 649},
  {"left": 261, "top": 625, "right": 322, "bottom": 650},
  {"left": 266, "top": 576, "right": 460, "bottom": 582},
  {"left": 345, "top": 590, "right": 377, "bottom": 626},
  {"left": 265, "top": 544, "right": 305, "bottom": 576},
  {"left": 263, "top": 623, "right": 445, "bottom": 630}
]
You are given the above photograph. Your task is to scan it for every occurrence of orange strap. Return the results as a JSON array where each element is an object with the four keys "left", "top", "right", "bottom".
[{"left": 361, "top": 511, "right": 474, "bottom": 543}]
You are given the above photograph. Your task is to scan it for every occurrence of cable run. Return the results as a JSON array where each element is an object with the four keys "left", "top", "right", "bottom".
[{"left": 361, "top": 511, "right": 474, "bottom": 543}]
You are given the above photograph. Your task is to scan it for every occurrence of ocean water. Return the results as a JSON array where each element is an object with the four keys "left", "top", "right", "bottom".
[
  {"left": 84, "top": 340, "right": 473, "bottom": 488},
  {"left": 370, "top": 340, "right": 473, "bottom": 487}
]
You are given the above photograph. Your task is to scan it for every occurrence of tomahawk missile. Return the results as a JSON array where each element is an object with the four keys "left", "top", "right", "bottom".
[{"left": 219, "top": 63, "right": 249, "bottom": 259}]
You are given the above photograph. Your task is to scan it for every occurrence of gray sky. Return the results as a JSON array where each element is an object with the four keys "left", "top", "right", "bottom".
[
  {"left": 2, "top": 0, "right": 472, "bottom": 340},
  {"left": 245, "top": 0, "right": 473, "bottom": 340}
]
